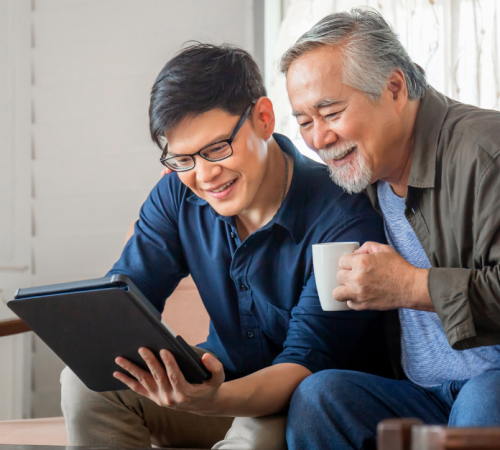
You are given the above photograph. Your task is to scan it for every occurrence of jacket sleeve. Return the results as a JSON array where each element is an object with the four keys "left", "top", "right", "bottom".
[{"left": 429, "top": 155, "right": 500, "bottom": 350}]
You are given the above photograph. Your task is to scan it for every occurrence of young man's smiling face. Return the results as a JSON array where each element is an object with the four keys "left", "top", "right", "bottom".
[
  {"left": 286, "top": 45, "right": 408, "bottom": 193},
  {"left": 164, "top": 101, "right": 273, "bottom": 217}
]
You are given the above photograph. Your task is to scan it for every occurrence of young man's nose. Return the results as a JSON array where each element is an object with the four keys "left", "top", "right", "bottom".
[{"left": 195, "top": 156, "right": 223, "bottom": 184}]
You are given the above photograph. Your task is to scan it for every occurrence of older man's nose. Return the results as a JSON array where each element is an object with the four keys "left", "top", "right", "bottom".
[{"left": 313, "top": 121, "right": 338, "bottom": 151}]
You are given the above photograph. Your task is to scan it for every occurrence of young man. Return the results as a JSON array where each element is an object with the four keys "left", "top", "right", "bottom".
[
  {"left": 281, "top": 8, "right": 500, "bottom": 450},
  {"left": 60, "top": 43, "right": 388, "bottom": 450}
]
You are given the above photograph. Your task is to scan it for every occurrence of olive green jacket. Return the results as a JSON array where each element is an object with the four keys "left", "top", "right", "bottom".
[{"left": 365, "top": 86, "right": 500, "bottom": 351}]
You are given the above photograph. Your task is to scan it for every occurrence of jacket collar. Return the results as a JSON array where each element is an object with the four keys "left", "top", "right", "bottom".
[
  {"left": 407, "top": 86, "right": 450, "bottom": 189},
  {"left": 186, "top": 133, "right": 308, "bottom": 243},
  {"left": 365, "top": 86, "right": 450, "bottom": 209}
]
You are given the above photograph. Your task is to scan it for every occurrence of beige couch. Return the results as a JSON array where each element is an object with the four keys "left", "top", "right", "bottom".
[{"left": 0, "top": 276, "right": 208, "bottom": 445}]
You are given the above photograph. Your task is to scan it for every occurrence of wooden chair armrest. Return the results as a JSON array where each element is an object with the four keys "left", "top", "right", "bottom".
[
  {"left": 412, "top": 425, "right": 500, "bottom": 450},
  {"left": 0, "top": 318, "right": 31, "bottom": 337},
  {"left": 377, "top": 418, "right": 424, "bottom": 450}
]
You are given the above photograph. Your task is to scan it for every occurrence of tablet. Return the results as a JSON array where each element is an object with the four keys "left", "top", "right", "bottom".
[{"left": 8, "top": 274, "right": 211, "bottom": 392}]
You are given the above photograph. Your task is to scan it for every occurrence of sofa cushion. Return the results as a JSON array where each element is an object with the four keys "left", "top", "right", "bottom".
[{"left": 162, "top": 276, "right": 209, "bottom": 345}]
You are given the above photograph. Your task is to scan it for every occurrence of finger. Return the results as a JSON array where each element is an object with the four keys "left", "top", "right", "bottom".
[
  {"left": 336, "top": 268, "right": 351, "bottom": 285},
  {"left": 115, "top": 356, "right": 157, "bottom": 393},
  {"left": 346, "top": 300, "right": 367, "bottom": 311},
  {"left": 338, "top": 253, "right": 356, "bottom": 270},
  {"left": 332, "top": 285, "right": 354, "bottom": 302},
  {"left": 113, "top": 371, "right": 150, "bottom": 397},
  {"left": 160, "top": 350, "right": 191, "bottom": 393},
  {"left": 354, "top": 241, "right": 387, "bottom": 255},
  {"left": 201, "top": 353, "right": 225, "bottom": 387},
  {"left": 139, "top": 348, "right": 172, "bottom": 393},
  {"left": 161, "top": 167, "right": 173, "bottom": 177}
]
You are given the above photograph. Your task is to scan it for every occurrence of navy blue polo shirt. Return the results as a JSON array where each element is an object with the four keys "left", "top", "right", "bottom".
[{"left": 108, "top": 133, "right": 386, "bottom": 381}]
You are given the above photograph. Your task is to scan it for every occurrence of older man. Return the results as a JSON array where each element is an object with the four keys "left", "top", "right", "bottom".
[{"left": 281, "top": 8, "right": 500, "bottom": 450}]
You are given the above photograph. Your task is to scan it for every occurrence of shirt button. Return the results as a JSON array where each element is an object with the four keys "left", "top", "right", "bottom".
[
  {"left": 247, "top": 331, "right": 254, "bottom": 338},
  {"left": 240, "top": 285, "right": 248, "bottom": 291},
  {"left": 230, "top": 232, "right": 236, "bottom": 238}
]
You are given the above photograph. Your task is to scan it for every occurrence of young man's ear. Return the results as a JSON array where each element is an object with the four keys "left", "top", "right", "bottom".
[{"left": 253, "top": 97, "right": 275, "bottom": 140}]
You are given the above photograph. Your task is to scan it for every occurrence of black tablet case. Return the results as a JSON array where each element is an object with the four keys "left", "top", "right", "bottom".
[{"left": 8, "top": 275, "right": 211, "bottom": 392}]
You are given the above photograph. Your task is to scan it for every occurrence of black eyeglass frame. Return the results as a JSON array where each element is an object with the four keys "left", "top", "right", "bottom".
[{"left": 160, "top": 104, "right": 254, "bottom": 172}]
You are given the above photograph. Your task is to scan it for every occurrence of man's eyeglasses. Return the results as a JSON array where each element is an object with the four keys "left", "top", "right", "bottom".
[{"left": 160, "top": 104, "right": 253, "bottom": 172}]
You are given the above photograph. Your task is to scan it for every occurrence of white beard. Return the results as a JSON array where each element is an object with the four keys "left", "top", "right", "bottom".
[{"left": 319, "top": 144, "right": 372, "bottom": 194}]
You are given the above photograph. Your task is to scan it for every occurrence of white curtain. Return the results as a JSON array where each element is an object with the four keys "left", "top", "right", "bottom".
[{"left": 270, "top": 0, "right": 500, "bottom": 148}]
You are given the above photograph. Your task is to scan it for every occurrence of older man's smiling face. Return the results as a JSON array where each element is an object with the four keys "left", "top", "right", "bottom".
[{"left": 286, "top": 45, "right": 404, "bottom": 193}]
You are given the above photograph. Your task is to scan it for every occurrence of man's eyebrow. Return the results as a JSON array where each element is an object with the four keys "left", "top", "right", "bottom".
[
  {"left": 291, "top": 98, "right": 344, "bottom": 117},
  {"left": 313, "top": 98, "right": 343, "bottom": 109},
  {"left": 168, "top": 133, "right": 228, "bottom": 156}
]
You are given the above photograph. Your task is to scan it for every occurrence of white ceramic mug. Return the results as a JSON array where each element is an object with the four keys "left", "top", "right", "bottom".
[{"left": 312, "top": 242, "right": 360, "bottom": 311}]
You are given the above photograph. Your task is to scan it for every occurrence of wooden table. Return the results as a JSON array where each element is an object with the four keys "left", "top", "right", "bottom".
[
  {"left": 0, "top": 446, "right": 205, "bottom": 450},
  {"left": 377, "top": 419, "right": 500, "bottom": 450}
]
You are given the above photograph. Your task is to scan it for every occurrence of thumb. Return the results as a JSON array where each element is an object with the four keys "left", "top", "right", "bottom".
[
  {"left": 355, "top": 241, "right": 388, "bottom": 255},
  {"left": 202, "top": 353, "right": 225, "bottom": 386}
]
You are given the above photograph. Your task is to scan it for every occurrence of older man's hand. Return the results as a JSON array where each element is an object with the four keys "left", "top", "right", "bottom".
[
  {"left": 333, "top": 242, "right": 434, "bottom": 312},
  {"left": 161, "top": 167, "right": 173, "bottom": 177}
]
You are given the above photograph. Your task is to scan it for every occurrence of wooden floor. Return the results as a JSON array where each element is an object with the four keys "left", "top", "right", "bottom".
[{"left": 0, "top": 417, "right": 67, "bottom": 445}]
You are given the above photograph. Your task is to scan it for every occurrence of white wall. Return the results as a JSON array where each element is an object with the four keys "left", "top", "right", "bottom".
[
  {"left": 30, "top": 0, "right": 256, "bottom": 419},
  {"left": 31, "top": 0, "right": 255, "bottom": 287},
  {"left": 0, "top": 0, "right": 32, "bottom": 421}
]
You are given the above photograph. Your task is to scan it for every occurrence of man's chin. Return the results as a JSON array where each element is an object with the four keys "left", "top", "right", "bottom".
[
  {"left": 206, "top": 200, "right": 242, "bottom": 218},
  {"left": 327, "top": 167, "right": 372, "bottom": 194},
  {"left": 336, "top": 181, "right": 369, "bottom": 194}
]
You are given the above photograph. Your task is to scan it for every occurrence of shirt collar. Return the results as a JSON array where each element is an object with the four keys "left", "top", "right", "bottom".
[
  {"left": 186, "top": 133, "right": 310, "bottom": 243},
  {"left": 186, "top": 194, "right": 206, "bottom": 206},
  {"left": 271, "top": 133, "right": 309, "bottom": 243},
  {"left": 408, "top": 86, "right": 450, "bottom": 189}
]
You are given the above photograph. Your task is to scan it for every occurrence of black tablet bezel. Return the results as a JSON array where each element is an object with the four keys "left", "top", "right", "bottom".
[{"left": 9, "top": 275, "right": 212, "bottom": 391}]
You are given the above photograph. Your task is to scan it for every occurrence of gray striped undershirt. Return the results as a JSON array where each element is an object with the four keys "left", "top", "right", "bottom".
[{"left": 377, "top": 180, "right": 500, "bottom": 388}]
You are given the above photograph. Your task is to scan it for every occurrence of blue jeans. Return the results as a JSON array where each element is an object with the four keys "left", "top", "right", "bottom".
[{"left": 286, "top": 369, "right": 500, "bottom": 450}]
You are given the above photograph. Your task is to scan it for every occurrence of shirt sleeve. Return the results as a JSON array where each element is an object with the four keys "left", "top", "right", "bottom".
[
  {"left": 430, "top": 155, "right": 500, "bottom": 350},
  {"left": 106, "top": 175, "right": 189, "bottom": 312},
  {"left": 272, "top": 214, "right": 388, "bottom": 373}
]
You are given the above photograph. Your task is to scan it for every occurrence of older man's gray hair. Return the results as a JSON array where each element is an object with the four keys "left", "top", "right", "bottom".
[{"left": 279, "top": 8, "right": 428, "bottom": 102}]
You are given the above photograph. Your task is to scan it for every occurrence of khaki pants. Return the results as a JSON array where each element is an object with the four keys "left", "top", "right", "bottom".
[{"left": 60, "top": 366, "right": 287, "bottom": 449}]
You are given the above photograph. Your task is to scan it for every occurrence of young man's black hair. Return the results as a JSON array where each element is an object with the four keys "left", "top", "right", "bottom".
[{"left": 149, "top": 43, "right": 267, "bottom": 147}]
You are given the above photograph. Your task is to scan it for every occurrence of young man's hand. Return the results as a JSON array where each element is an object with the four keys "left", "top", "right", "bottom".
[{"left": 114, "top": 348, "right": 225, "bottom": 414}]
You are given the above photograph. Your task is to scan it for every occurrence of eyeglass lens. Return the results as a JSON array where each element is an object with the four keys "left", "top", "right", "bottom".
[{"left": 165, "top": 141, "right": 232, "bottom": 171}]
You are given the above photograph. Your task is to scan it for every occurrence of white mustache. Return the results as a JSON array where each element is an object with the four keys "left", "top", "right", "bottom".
[{"left": 318, "top": 141, "right": 357, "bottom": 160}]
